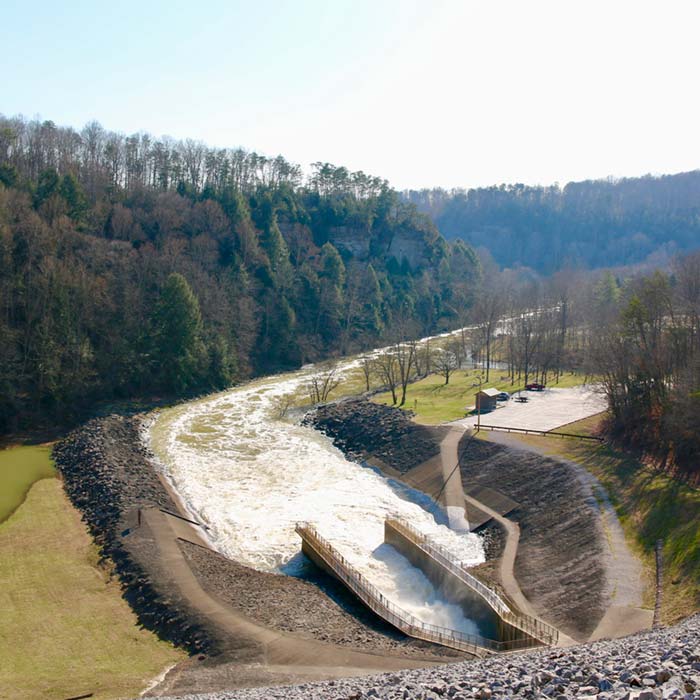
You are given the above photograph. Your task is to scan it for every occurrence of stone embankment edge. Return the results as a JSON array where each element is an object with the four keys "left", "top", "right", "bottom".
[{"left": 53, "top": 416, "right": 217, "bottom": 656}]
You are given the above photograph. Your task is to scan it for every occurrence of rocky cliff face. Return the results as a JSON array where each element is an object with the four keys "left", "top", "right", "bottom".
[
  {"left": 384, "top": 228, "right": 433, "bottom": 269},
  {"left": 326, "top": 226, "right": 435, "bottom": 270},
  {"left": 327, "top": 226, "right": 372, "bottom": 259},
  {"left": 279, "top": 212, "right": 444, "bottom": 273}
]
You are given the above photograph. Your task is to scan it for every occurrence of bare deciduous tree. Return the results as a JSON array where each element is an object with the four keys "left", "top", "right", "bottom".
[
  {"left": 360, "top": 356, "right": 374, "bottom": 392},
  {"left": 413, "top": 339, "right": 433, "bottom": 378},
  {"left": 393, "top": 342, "right": 416, "bottom": 406},
  {"left": 433, "top": 347, "right": 459, "bottom": 385},
  {"left": 307, "top": 362, "right": 341, "bottom": 403},
  {"left": 373, "top": 351, "right": 400, "bottom": 405},
  {"left": 472, "top": 279, "right": 507, "bottom": 381}
]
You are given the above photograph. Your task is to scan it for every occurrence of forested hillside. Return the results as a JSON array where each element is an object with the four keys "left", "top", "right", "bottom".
[
  {"left": 588, "top": 258, "right": 700, "bottom": 478},
  {"left": 0, "top": 116, "right": 480, "bottom": 433},
  {"left": 405, "top": 172, "right": 700, "bottom": 273}
]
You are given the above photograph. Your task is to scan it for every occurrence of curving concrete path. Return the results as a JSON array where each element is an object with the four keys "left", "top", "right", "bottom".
[
  {"left": 437, "top": 427, "right": 575, "bottom": 646},
  {"left": 439, "top": 426, "right": 471, "bottom": 531},
  {"left": 483, "top": 431, "right": 653, "bottom": 641}
]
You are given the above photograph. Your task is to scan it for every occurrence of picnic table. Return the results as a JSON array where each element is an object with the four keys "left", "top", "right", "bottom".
[{"left": 515, "top": 396, "right": 529, "bottom": 403}]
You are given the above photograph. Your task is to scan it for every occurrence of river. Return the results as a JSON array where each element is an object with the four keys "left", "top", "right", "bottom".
[{"left": 148, "top": 344, "right": 487, "bottom": 637}]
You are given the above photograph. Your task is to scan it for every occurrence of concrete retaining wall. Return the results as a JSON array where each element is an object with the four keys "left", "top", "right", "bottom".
[
  {"left": 301, "top": 540, "right": 339, "bottom": 581},
  {"left": 384, "top": 520, "right": 533, "bottom": 644}
]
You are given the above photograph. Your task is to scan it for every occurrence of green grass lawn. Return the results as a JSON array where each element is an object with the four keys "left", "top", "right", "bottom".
[
  {"left": 372, "top": 368, "right": 590, "bottom": 424},
  {"left": 509, "top": 415, "right": 700, "bottom": 624},
  {"left": 0, "top": 444, "right": 56, "bottom": 522},
  {"left": 0, "top": 453, "right": 184, "bottom": 699}
]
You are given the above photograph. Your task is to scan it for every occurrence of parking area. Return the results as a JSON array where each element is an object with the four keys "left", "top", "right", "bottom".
[{"left": 454, "top": 385, "right": 607, "bottom": 432}]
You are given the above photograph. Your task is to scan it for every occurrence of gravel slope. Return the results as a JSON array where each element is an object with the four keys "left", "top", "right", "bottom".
[
  {"left": 153, "top": 614, "right": 700, "bottom": 699},
  {"left": 458, "top": 436, "right": 609, "bottom": 640},
  {"left": 179, "top": 539, "right": 461, "bottom": 659}
]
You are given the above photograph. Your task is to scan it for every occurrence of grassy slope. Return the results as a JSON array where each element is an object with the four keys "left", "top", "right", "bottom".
[
  {"left": 0, "top": 444, "right": 56, "bottom": 522},
  {"left": 372, "top": 369, "right": 588, "bottom": 424},
  {"left": 0, "top": 468, "right": 184, "bottom": 699},
  {"left": 509, "top": 414, "right": 700, "bottom": 624}
]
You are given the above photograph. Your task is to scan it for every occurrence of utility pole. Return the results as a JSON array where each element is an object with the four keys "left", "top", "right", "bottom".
[{"left": 476, "top": 375, "right": 483, "bottom": 433}]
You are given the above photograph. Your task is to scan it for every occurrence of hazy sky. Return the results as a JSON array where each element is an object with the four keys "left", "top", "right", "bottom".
[{"left": 3, "top": 0, "right": 699, "bottom": 190}]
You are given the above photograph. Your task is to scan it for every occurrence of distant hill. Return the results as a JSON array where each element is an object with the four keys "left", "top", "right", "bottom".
[{"left": 404, "top": 171, "right": 700, "bottom": 273}]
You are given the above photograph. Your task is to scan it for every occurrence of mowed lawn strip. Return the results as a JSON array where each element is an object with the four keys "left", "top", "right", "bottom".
[
  {"left": 507, "top": 414, "right": 700, "bottom": 624},
  {"left": 0, "top": 444, "right": 56, "bottom": 522},
  {"left": 372, "top": 368, "right": 589, "bottom": 424},
  {"left": 0, "top": 475, "right": 184, "bottom": 700}
]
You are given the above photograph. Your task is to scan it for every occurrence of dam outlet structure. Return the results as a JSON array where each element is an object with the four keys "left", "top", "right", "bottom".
[
  {"left": 384, "top": 518, "right": 559, "bottom": 648},
  {"left": 297, "top": 518, "right": 559, "bottom": 655}
]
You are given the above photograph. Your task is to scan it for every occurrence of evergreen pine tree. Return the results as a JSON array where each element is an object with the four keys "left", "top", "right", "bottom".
[{"left": 153, "top": 273, "right": 205, "bottom": 392}]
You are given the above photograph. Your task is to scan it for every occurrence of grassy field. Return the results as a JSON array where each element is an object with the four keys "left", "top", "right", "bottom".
[
  {"left": 0, "top": 444, "right": 56, "bottom": 522},
  {"left": 0, "top": 456, "right": 184, "bottom": 699},
  {"left": 372, "top": 368, "right": 590, "bottom": 424},
  {"left": 508, "top": 415, "right": 700, "bottom": 624}
]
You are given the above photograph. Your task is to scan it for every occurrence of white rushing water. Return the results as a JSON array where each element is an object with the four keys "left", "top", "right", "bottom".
[{"left": 148, "top": 350, "right": 487, "bottom": 637}]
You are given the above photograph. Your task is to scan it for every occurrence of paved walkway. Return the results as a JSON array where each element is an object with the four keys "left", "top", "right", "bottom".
[
  {"left": 439, "top": 426, "right": 470, "bottom": 531},
  {"left": 438, "top": 426, "right": 573, "bottom": 647},
  {"left": 462, "top": 492, "right": 576, "bottom": 647}
]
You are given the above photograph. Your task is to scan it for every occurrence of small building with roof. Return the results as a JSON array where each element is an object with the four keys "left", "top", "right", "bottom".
[{"left": 475, "top": 387, "right": 500, "bottom": 413}]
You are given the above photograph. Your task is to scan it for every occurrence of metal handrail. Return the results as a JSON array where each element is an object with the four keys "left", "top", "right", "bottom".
[
  {"left": 386, "top": 518, "right": 559, "bottom": 646},
  {"left": 297, "top": 522, "right": 483, "bottom": 654},
  {"left": 296, "top": 523, "right": 543, "bottom": 654}
]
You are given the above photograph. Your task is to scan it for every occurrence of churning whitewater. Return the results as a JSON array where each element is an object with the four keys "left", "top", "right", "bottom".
[{"left": 148, "top": 355, "right": 487, "bottom": 637}]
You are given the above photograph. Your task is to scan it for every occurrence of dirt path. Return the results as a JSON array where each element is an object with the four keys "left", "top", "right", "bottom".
[
  {"left": 484, "top": 432, "right": 653, "bottom": 641},
  {"left": 144, "top": 507, "right": 446, "bottom": 695}
]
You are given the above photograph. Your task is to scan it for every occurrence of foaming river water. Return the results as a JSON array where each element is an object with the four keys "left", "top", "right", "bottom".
[{"left": 148, "top": 354, "right": 487, "bottom": 637}]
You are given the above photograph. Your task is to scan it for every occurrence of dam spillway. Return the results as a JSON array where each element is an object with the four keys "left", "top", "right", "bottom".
[
  {"left": 147, "top": 349, "right": 487, "bottom": 638},
  {"left": 297, "top": 518, "right": 557, "bottom": 654}
]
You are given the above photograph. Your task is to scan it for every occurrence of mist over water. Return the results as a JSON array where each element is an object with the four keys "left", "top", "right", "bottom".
[{"left": 148, "top": 352, "right": 487, "bottom": 637}]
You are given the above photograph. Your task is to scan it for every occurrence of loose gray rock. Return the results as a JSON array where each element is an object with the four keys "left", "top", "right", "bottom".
[{"left": 150, "top": 614, "right": 700, "bottom": 700}]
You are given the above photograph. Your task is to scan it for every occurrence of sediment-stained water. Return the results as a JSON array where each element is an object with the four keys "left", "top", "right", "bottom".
[{"left": 148, "top": 352, "right": 487, "bottom": 637}]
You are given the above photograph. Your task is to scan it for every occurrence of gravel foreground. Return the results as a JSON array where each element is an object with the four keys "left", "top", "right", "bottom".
[{"left": 155, "top": 615, "right": 700, "bottom": 700}]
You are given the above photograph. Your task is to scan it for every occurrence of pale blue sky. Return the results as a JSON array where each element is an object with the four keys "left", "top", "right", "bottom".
[{"left": 3, "top": 0, "right": 700, "bottom": 189}]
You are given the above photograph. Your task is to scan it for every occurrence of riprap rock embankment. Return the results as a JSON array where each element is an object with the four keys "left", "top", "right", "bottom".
[{"left": 155, "top": 613, "right": 700, "bottom": 699}]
